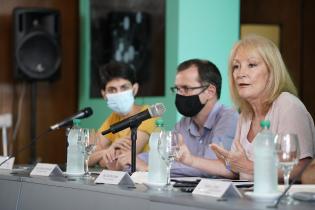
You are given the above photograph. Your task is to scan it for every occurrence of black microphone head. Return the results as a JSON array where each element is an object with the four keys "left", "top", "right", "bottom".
[
  {"left": 148, "top": 103, "right": 165, "bottom": 117},
  {"left": 49, "top": 107, "right": 93, "bottom": 131},
  {"left": 78, "top": 107, "right": 93, "bottom": 119}
]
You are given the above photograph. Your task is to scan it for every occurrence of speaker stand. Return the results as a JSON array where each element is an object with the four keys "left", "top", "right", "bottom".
[{"left": 30, "top": 82, "right": 37, "bottom": 163}]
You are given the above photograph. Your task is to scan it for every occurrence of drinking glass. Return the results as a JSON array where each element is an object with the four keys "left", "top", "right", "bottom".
[
  {"left": 274, "top": 133, "right": 300, "bottom": 204},
  {"left": 157, "top": 130, "right": 179, "bottom": 190},
  {"left": 82, "top": 128, "right": 99, "bottom": 179}
]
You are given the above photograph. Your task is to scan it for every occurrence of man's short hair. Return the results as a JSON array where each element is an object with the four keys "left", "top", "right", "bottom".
[{"left": 177, "top": 59, "right": 222, "bottom": 99}]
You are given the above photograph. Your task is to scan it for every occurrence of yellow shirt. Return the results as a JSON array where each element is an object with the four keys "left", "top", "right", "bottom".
[{"left": 98, "top": 105, "right": 156, "bottom": 152}]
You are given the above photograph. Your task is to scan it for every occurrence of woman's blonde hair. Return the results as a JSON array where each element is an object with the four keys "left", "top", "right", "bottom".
[{"left": 228, "top": 34, "right": 297, "bottom": 117}]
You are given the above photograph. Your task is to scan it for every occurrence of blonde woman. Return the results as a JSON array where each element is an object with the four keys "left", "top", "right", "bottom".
[{"left": 177, "top": 35, "right": 315, "bottom": 181}]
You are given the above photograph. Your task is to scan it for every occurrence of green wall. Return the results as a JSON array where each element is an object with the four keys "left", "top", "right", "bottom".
[{"left": 79, "top": 0, "right": 240, "bottom": 129}]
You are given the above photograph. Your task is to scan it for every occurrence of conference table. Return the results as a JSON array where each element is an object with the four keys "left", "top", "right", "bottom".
[{"left": 0, "top": 168, "right": 314, "bottom": 210}]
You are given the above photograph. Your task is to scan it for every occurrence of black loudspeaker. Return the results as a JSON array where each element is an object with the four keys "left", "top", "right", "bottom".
[{"left": 13, "top": 8, "right": 61, "bottom": 81}]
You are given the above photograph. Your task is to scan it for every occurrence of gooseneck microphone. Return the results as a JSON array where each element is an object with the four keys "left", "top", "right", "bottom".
[
  {"left": 49, "top": 107, "right": 93, "bottom": 131},
  {"left": 101, "top": 103, "right": 166, "bottom": 135},
  {"left": 101, "top": 103, "right": 165, "bottom": 174},
  {"left": 0, "top": 107, "right": 94, "bottom": 167}
]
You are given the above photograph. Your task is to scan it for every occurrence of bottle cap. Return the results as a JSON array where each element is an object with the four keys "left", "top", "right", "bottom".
[
  {"left": 73, "top": 119, "right": 81, "bottom": 126},
  {"left": 155, "top": 118, "right": 164, "bottom": 127},
  {"left": 260, "top": 120, "right": 270, "bottom": 129}
]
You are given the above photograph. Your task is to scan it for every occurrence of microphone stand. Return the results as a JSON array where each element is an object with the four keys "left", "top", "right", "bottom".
[
  {"left": 0, "top": 128, "right": 51, "bottom": 167},
  {"left": 130, "top": 121, "right": 141, "bottom": 174}
]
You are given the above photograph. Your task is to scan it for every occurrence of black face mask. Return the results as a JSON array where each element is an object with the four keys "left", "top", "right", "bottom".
[{"left": 175, "top": 94, "right": 205, "bottom": 117}]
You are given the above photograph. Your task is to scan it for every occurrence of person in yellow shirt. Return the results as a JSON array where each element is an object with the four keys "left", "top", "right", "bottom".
[{"left": 89, "top": 61, "right": 156, "bottom": 170}]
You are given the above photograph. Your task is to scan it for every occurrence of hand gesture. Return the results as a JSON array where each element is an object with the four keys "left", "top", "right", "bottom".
[
  {"left": 210, "top": 140, "right": 252, "bottom": 174},
  {"left": 102, "top": 147, "right": 119, "bottom": 165},
  {"left": 209, "top": 142, "right": 227, "bottom": 167},
  {"left": 176, "top": 134, "right": 193, "bottom": 166},
  {"left": 111, "top": 137, "right": 131, "bottom": 152},
  {"left": 116, "top": 152, "right": 131, "bottom": 170},
  {"left": 116, "top": 152, "right": 148, "bottom": 171}
]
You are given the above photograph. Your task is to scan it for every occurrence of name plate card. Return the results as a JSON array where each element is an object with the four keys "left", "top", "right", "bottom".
[
  {"left": 193, "top": 179, "right": 242, "bottom": 198},
  {"left": 94, "top": 170, "right": 134, "bottom": 186},
  {"left": 30, "top": 163, "right": 64, "bottom": 177},
  {"left": 0, "top": 156, "right": 15, "bottom": 170}
]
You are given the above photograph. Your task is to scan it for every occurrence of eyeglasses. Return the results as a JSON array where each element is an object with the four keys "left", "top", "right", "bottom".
[{"left": 170, "top": 85, "right": 209, "bottom": 95}]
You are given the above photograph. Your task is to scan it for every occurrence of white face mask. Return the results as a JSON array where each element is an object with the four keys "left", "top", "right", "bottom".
[{"left": 106, "top": 89, "right": 134, "bottom": 115}]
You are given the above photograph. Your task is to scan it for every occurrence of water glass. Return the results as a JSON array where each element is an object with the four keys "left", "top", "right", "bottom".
[
  {"left": 157, "top": 130, "right": 179, "bottom": 190},
  {"left": 274, "top": 133, "right": 300, "bottom": 204},
  {"left": 82, "top": 128, "right": 99, "bottom": 179}
]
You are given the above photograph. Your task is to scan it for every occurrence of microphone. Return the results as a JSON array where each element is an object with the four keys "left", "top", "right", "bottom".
[
  {"left": 102, "top": 103, "right": 165, "bottom": 135},
  {"left": 0, "top": 107, "right": 94, "bottom": 167},
  {"left": 49, "top": 107, "right": 93, "bottom": 131}
]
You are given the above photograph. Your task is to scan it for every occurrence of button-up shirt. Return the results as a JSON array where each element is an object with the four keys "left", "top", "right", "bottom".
[{"left": 171, "top": 102, "right": 238, "bottom": 177}]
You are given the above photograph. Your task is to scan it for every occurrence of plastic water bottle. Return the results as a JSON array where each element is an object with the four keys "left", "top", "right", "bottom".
[
  {"left": 66, "top": 119, "right": 85, "bottom": 176},
  {"left": 253, "top": 120, "right": 278, "bottom": 194},
  {"left": 148, "top": 119, "right": 167, "bottom": 185}
]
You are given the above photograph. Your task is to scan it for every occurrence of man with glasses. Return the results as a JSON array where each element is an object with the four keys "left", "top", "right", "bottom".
[
  {"left": 115, "top": 59, "right": 239, "bottom": 177},
  {"left": 171, "top": 59, "right": 238, "bottom": 177},
  {"left": 88, "top": 61, "right": 156, "bottom": 170}
]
